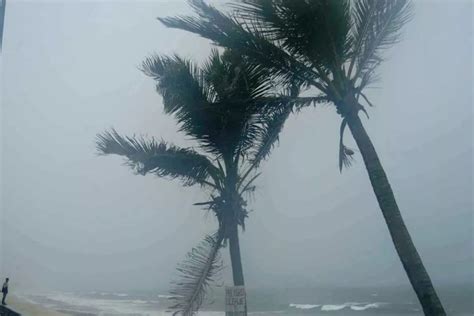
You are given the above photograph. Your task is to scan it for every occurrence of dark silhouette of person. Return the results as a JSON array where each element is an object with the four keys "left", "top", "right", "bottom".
[{"left": 1, "top": 278, "right": 8, "bottom": 305}]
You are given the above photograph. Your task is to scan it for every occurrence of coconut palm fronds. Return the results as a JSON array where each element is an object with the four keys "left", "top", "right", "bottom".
[
  {"left": 168, "top": 229, "right": 225, "bottom": 316},
  {"left": 96, "top": 129, "right": 221, "bottom": 188}
]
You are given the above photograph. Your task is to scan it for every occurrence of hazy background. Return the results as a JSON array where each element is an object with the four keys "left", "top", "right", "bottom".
[{"left": 0, "top": 0, "right": 472, "bottom": 297}]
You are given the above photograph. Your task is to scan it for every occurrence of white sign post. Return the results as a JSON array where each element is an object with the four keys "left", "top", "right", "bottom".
[{"left": 225, "top": 286, "right": 247, "bottom": 316}]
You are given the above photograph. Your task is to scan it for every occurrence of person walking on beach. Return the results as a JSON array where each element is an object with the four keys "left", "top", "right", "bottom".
[{"left": 2, "top": 278, "right": 9, "bottom": 305}]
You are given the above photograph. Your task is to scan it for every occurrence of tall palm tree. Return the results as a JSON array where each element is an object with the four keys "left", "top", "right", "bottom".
[
  {"left": 96, "top": 50, "right": 298, "bottom": 315},
  {"left": 157, "top": 0, "right": 446, "bottom": 314}
]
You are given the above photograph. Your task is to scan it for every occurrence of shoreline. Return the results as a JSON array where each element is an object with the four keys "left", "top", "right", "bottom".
[{"left": 7, "top": 296, "right": 67, "bottom": 316}]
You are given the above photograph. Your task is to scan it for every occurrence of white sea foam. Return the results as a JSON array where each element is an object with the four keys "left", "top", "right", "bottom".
[
  {"left": 21, "top": 292, "right": 163, "bottom": 315},
  {"left": 19, "top": 291, "right": 390, "bottom": 316},
  {"left": 289, "top": 303, "right": 320, "bottom": 309},
  {"left": 113, "top": 293, "right": 129, "bottom": 297},
  {"left": 158, "top": 294, "right": 183, "bottom": 299},
  {"left": 321, "top": 302, "right": 386, "bottom": 312},
  {"left": 350, "top": 303, "right": 383, "bottom": 311},
  {"left": 321, "top": 304, "right": 347, "bottom": 311},
  {"left": 130, "top": 299, "right": 149, "bottom": 304},
  {"left": 289, "top": 301, "right": 385, "bottom": 312}
]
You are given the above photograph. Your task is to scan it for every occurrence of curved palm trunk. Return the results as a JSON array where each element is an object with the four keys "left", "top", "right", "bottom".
[
  {"left": 228, "top": 222, "right": 247, "bottom": 315},
  {"left": 346, "top": 111, "right": 446, "bottom": 315}
]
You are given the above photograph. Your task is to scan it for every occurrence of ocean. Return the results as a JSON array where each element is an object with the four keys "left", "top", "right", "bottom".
[{"left": 17, "top": 285, "right": 473, "bottom": 316}]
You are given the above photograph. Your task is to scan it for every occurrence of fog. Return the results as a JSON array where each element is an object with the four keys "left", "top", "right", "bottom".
[{"left": 0, "top": 0, "right": 472, "bottom": 295}]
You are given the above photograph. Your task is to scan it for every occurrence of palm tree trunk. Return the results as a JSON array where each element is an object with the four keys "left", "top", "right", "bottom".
[
  {"left": 229, "top": 222, "right": 245, "bottom": 286},
  {"left": 346, "top": 111, "right": 446, "bottom": 316},
  {"left": 228, "top": 222, "right": 247, "bottom": 315}
]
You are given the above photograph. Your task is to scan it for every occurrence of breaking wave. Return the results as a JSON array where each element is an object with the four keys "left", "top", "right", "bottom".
[
  {"left": 350, "top": 303, "right": 384, "bottom": 311},
  {"left": 289, "top": 303, "right": 320, "bottom": 310},
  {"left": 290, "top": 302, "right": 386, "bottom": 312}
]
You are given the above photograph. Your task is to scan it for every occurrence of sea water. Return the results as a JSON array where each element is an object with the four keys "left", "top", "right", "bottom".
[{"left": 17, "top": 285, "right": 473, "bottom": 316}]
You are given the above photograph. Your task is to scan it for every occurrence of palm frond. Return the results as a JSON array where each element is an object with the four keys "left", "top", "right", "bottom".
[
  {"left": 168, "top": 229, "right": 225, "bottom": 315},
  {"left": 142, "top": 49, "right": 280, "bottom": 160},
  {"left": 159, "top": 0, "right": 323, "bottom": 90},
  {"left": 96, "top": 129, "right": 221, "bottom": 187},
  {"left": 239, "top": 172, "right": 261, "bottom": 196},
  {"left": 142, "top": 53, "right": 240, "bottom": 157},
  {"left": 347, "top": 0, "right": 377, "bottom": 77},
  {"left": 142, "top": 54, "right": 211, "bottom": 114},
  {"left": 205, "top": 49, "right": 274, "bottom": 101},
  {"left": 251, "top": 104, "right": 291, "bottom": 167},
  {"left": 274, "top": 95, "right": 329, "bottom": 112},
  {"left": 236, "top": 0, "right": 352, "bottom": 72},
  {"left": 158, "top": 0, "right": 235, "bottom": 44},
  {"left": 350, "top": 0, "right": 412, "bottom": 87}
]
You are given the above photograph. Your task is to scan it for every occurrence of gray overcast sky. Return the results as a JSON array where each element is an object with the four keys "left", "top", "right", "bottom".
[{"left": 0, "top": 0, "right": 472, "bottom": 295}]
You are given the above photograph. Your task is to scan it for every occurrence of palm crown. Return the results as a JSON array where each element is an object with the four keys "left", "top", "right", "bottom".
[
  {"left": 159, "top": 0, "right": 412, "bottom": 168},
  {"left": 160, "top": 0, "right": 411, "bottom": 103},
  {"left": 98, "top": 50, "right": 288, "bottom": 199}
]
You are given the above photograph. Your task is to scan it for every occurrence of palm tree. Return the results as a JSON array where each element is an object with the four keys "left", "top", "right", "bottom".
[
  {"left": 157, "top": 0, "right": 446, "bottom": 314},
  {"left": 96, "top": 50, "right": 297, "bottom": 315}
]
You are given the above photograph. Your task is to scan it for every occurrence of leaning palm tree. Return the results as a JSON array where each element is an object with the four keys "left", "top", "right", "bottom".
[
  {"left": 96, "top": 50, "right": 296, "bottom": 315},
  {"left": 158, "top": 0, "right": 446, "bottom": 314}
]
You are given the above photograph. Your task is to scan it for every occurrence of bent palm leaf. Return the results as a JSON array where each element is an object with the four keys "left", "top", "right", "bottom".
[
  {"left": 159, "top": 0, "right": 320, "bottom": 89},
  {"left": 96, "top": 129, "right": 220, "bottom": 188},
  {"left": 168, "top": 228, "right": 225, "bottom": 316},
  {"left": 350, "top": 0, "right": 412, "bottom": 88}
]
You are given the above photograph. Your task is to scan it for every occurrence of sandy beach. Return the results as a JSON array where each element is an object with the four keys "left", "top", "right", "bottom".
[{"left": 7, "top": 296, "right": 67, "bottom": 316}]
